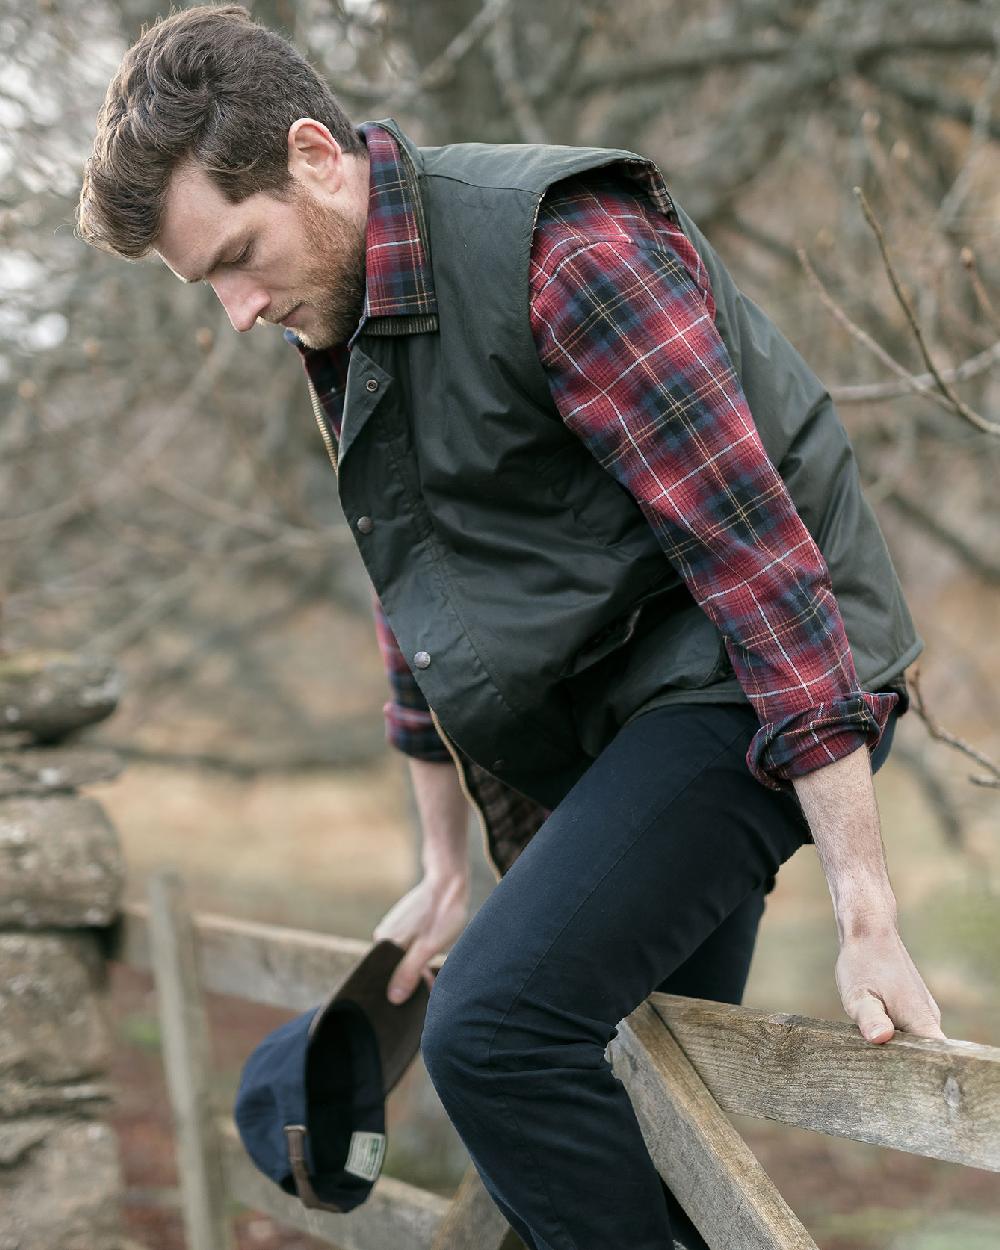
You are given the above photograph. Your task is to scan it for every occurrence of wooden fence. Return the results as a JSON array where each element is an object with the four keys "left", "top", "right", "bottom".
[{"left": 111, "top": 869, "right": 1000, "bottom": 1250}]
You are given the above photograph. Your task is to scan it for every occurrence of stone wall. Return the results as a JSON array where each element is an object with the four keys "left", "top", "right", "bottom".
[{"left": 0, "top": 653, "right": 128, "bottom": 1250}]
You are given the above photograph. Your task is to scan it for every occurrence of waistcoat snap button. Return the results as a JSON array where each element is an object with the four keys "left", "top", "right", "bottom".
[
  {"left": 365, "top": 378, "right": 379, "bottom": 393},
  {"left": 413, "top": 651, "right": 431, "bottom": 669},
  {"left": 356, "top": 515, "right": 374, "bottom": 534}
]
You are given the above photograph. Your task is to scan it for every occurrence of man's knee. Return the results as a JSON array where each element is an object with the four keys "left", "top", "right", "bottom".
[
  {"left": 423, "top": 973, "right": 608, "bottom": 1107},
  {"left": 420, "top": 960, "right": 495, "bottom": 1094},
  {"left": 420, "top": 979, "right": 459, "bottom": 1089}
]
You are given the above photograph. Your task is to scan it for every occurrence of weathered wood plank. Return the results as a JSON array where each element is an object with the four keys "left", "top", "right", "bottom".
[
  {"left": 611, "top": 1001, "right": 819, "bottom": 1250},
  {"left": 219, "top": 1118, "right": 448, "bottom": 1250},
  {"left": 117, "top": 905, "right": 1000, "bottom": 1172},
  {"left": 428, "top": 1164, "right": 525, "bottom": 1250},
  {"left": 116, "top": 901, "right": 371, "bottom": 1011},
  {"left": 649, "top": 992, "right": 1000, "bottom": 1171},
  {"left": 148, "top": 871, "right": 233, "bottom": 1250}
]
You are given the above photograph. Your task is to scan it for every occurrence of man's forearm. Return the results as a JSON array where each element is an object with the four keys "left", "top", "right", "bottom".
[
  {"left": 373, "top": 757, "right": 471, "bottom": 1003},
  {"left": 790, "top": 743, "right": 945, "bottom": 1043},
  {"left": 407, "top": 756, "right": 471, "bottom": 882},
  {"left": 791, "top": 744, "right": 898, "bottom": 942}
]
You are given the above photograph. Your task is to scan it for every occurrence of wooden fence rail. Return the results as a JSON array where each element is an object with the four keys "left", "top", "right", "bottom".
[{"left": 110, "top": 872, "right": 1000, "bottom": 1250}]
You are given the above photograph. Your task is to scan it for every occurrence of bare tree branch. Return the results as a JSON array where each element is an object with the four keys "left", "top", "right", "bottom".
[
  {"left": 0, "top": 318, "right": 241, "bottom": 543},
  {"left": 797, "top": 248, "right": 935, "bottom": 390},
  {"left": 831, "top": 339, "right": 1000, "bottom": 404},
  {"left": 486, "top": 8, "right": 548, "bottom": 142},
  {"left": 798, "top": 245, "right": 1000, "bottom": 431},
  {"left": 873, "top": 65, "right": 1000, "bottom": 142},
  {"left": 855, "top": 186, "right": 1000, "bottom": 436},
  {"left": 147, "top": 470, "right": 348, "bottom": 547},
  {"left": 936, "top": 42, "right": 1000, "bottom": 229},
  {"left": 961, "top": 247, "right": 1000, "bottom": 338},
  {"left": 327, "top": 0, "right": 514, "bottom": 104},
  {"left": 891, "top": 739, "right": 965, "bottom": 849},
  {"left": 90, "top": 530, "right": 349, "bottom": 655},
  {"left": 572, "top": 20, "right": 1000, "bottom": 98},
  {"left": 910, "top": 668, "right": 1000, "bottom": 789},
  {"left": 883, "top": 489, "right": 1000, "bottom": 587}
]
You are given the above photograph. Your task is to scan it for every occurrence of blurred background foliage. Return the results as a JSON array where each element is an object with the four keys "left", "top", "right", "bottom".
[
  {"left": 2, "top": 3, "right": 1000, "bottom": 1245},
  {"left": 2, "top": 0, "right": 998, "bottom": 792}
]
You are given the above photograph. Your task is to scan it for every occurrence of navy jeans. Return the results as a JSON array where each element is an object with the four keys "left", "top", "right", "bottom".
[{"left": 421, "top": 701, "right": 897, "bottom": 1250}]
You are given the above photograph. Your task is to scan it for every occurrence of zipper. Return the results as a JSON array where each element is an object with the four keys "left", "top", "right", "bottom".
[{"left": 307, "top": 376, "right": 338, "bottom": 474}]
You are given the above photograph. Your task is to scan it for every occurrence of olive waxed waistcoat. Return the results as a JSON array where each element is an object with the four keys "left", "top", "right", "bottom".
[{"left": 326, "top": 120, "right": 921, "bottom": 872}]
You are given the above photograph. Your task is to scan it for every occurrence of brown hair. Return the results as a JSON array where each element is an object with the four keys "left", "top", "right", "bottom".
[{"left": 77, "top": 3, "right": 364, "bottom": 259}]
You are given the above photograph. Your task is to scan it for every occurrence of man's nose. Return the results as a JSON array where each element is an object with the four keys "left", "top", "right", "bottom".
[{"left": 210, "top": 275, "right": 270, "bottom": 333}]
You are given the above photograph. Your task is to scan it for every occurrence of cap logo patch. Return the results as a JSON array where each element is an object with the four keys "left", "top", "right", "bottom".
[{"left": 344, "top": 1130, "right": 386, "bottom": 1182}]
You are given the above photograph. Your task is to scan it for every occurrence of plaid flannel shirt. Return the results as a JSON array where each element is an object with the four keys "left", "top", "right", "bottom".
[{"left": 291, "top": 124, "right": 897, "bottom": 794}]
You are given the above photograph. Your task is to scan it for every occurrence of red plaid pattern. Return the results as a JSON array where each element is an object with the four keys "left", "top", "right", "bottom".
[
  {"left": 529, "top": 172, "right": 897, "bottom": 786},
  {"left": 294, "top": 127, "right": 896, "bottom": 790}
]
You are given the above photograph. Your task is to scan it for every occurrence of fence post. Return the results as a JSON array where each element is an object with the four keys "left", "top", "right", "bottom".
[
  {"left": 148, "top": 868, "right": 233, "bottom": 1250},
  {"left": 611, "top": 1000, "right": 819, "bottom": 1250},
  {"left": 429, "top": 1163, "right": 525, "bottom": 1250}
]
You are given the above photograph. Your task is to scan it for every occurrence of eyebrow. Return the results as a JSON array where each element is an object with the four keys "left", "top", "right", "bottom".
[{"left": 179, "top": 236, "right": 245, "bottom": 284}]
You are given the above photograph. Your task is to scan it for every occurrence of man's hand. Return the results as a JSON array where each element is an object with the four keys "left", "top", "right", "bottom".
[
  {"left": 373, "top": 871, "right": 470, "bottom": 1004},
  {"left": 373, "top": 754, "right": 472, "bottom": 1004},
  {"left": 835, "top": 925, "right": 945, "bottom": 1044}
]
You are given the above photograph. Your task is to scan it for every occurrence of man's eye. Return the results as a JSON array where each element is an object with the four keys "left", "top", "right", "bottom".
[{"left": 233, "top": 243, "right": 253, "bottom": 265}]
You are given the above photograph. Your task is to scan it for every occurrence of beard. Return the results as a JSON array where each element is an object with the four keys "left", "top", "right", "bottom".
[{"left": 280, "top": 182, "right": 367, "bottom": 350}]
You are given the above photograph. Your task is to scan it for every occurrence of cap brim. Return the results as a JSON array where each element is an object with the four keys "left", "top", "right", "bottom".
[{"left": 310, "top": 939, "right": 430, "bottom": 1094}]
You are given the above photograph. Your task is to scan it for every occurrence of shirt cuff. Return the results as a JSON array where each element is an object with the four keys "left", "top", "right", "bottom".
[
  {"left": 747, "top": 689, "right": 900, "bottom": 790},
  {"left": 383, "top": 700, "right": 453, "bottom": 763}
]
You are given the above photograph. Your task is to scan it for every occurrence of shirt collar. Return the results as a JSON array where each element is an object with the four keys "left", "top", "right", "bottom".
[
  {"left": 286, "top": 120, "right": 436, "bottom": 359},
  {"left": 360, "top": 121, "right": 436, "bottom": 324}
]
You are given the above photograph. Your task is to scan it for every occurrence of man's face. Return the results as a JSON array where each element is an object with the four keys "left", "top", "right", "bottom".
[{"left": 156, "top": 160, "right": 367, "bottom": 350}]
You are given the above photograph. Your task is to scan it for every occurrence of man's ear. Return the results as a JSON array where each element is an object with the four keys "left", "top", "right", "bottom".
[{"left": 287, "top": 118, "right": 344, "bottom": 193}]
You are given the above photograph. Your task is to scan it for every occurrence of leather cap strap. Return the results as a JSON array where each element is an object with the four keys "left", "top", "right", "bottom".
[{"left": 283, "top": 1125, "right": 344, "bottom": 1213}]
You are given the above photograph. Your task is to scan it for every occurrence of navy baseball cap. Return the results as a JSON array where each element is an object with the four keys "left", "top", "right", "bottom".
[{"left": 234, "top": 940, "right": 431, "bottom": 1213}]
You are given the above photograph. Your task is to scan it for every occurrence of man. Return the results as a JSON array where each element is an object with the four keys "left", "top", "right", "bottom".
[{"left": 78, "top": 7, "right": 946, "bottom": 1249}]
